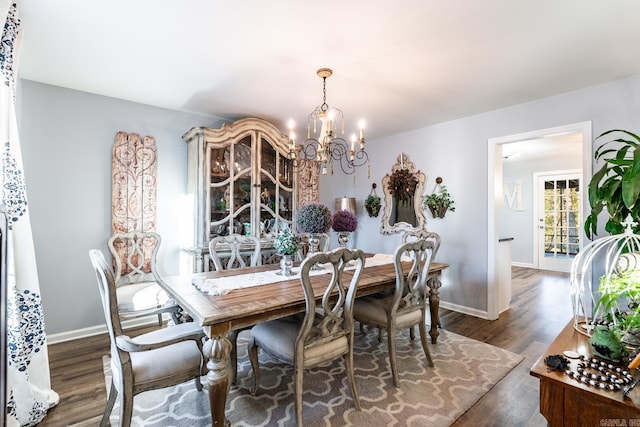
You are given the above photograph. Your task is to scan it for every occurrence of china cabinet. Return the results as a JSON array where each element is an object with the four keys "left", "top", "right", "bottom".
[{"left": 183, "top": 118, "right": 297, "bottom": 271}]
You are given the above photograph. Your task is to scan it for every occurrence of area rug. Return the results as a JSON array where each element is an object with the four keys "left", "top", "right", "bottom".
[{"left": 103, "top": 328, "right": 524, "bottom": 426}]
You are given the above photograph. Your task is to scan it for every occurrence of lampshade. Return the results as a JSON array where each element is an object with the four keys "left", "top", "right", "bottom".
[{"left": 335, "top": 197, "right": 356, "bottom": 214}]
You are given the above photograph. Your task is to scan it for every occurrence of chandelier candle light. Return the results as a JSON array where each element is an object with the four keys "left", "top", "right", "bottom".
[{"left": 287, "top": 68, "right": 369, "bottom": 176}]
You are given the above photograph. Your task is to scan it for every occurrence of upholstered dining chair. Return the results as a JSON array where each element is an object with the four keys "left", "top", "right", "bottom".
[
  {"left": 402, "top": 228, "right": 442, "bottom": 334},
  {"left": 89, "top": 249, "right": 205, "bottom": 427},
  {"left": 353, "top": 239, "right": 436, "bottom": 387},
  {"left": 107, "top": 231, "right": 181, "bottom": 326},
  {"left": 208, "top": 233, "right": 262, "bottom": 384},
  {"left": 402, "top": 228, "right": 441, "bottom": 259},
  {"left": 209, "top": 233, "right": 262, "bottom": 271},
  {"left": 248, "top": 248, "right": 365, "bottom": 427}
]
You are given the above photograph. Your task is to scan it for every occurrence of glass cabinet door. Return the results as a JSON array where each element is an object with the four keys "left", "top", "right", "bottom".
[
  {"left": 258, "top": 136, "right": 294, "bottom": 236},
  {"left": 207, "top": 135, "right": 253, "bottom": 237}
]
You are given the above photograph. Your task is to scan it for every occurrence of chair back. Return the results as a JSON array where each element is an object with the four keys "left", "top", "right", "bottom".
[
  {"left": 402, "top": 229, "right": 441, "bottom": 259},
  {"left": 209, "top": 234, "right": 261, "bottom": 271},
  {"left": 89, "top": 249, "right": 129, "bottom": 367},
  {"left": 296, "top": 248, "right": 365, "bottom": 356},
  {"left": 392, "top": 239, "right": 435, "bottom": 316},
  {"left": 107, "top": 231, "right": 162, "bottom": 286}
]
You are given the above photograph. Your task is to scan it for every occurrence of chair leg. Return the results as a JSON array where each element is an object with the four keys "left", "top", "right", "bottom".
[
  {"left": 377, "top": 327, "right": 383, "bottom": 342},
  {"left": 418, "top": 321, "right": 434, "bottom": 367},
  {"left": 248, "top": 336, "right": 260, "bottom": 395},
  {"left": 294, "top": 362, "right": 305, "bottom": 427},
  {"left": 387, "top": 324, "right": 399, "bottom": 388},
  {"left": 100, "top": 381, "right": 118, "bottom": 427},
  {"left": 119, "top": 388, "right": 134, "bottom": 427},
  {"left": 156, "top": 313, "right": 163, "bottom": 327},
  {"left": 409, "top": 326, "right": 415, "bottom": 340},
  {"left": 228, "top": 330, "right": 240, "bottom": 385},
  {"left": 359, "top": 321, "right": 365, "bottom": 335},
  {"left": 344, "top": 348, "right": 361, "bottom": 410}
]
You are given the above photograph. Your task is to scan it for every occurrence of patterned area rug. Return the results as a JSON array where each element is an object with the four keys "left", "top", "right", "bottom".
[{"left": 103, "top": 328, "right": 523, "bottom": 426}]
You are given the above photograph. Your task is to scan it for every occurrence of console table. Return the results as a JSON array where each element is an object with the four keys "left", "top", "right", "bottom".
[{"left": 530, "top": 320, "right": 640, "bottom": 426}]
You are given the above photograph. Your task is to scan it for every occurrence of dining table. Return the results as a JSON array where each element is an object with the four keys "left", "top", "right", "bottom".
[{"left": 161, "top": 254, "right": 449, "bottom": 426}]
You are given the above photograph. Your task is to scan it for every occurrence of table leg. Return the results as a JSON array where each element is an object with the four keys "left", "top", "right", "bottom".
[
  {"left": 427, "top": 273, "right": 442, "bottom": 344},
  {"left": 202, "top": 331, "right": 232, "bottom": 427}
]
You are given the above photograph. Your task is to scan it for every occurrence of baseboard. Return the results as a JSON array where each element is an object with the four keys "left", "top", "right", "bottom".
[
  {"left": 46, "top": 316, "right": 159, "bottom": 345},
  {"left": 512, "top": 261, "right": 535, "bottom": 268},
  {"left": 439, "top": 301, "right": 490, "bottom": 320}
]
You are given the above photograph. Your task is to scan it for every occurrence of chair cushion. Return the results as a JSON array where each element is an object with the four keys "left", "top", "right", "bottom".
[
  {"left": 116, "top": 281, "right": 171, "bottom": 314},
  {"left": 127, "top": 323, "right": 203, "bottom": 386},
  {"left": 252, "top": 315, "right": 348, "bottom": 368},
  {"left": 354, "top": 295, "right": 422, "bottom": 329}
]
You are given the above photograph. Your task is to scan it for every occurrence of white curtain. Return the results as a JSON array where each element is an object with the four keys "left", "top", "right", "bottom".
[{"left": 2, "top": 2, "right": 59, "bottom": 425}]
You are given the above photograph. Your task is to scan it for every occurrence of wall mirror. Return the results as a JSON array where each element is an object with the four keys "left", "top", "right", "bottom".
[{"left": 380, "top": 153, "right": 427, "bottom": 234}]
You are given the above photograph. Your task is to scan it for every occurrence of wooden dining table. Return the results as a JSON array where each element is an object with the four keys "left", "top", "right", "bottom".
[{"left": 161, "top": 257, "right": 449, "bottom": 426}]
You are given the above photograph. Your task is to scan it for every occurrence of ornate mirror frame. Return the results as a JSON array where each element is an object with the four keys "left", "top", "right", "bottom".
[{"left": 380, "top": 153, "right": 427, "bottom": 234}]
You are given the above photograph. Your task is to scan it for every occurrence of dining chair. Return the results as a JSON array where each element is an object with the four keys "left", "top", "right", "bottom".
[
  {"left": 89, "top": 249, "right": 205, "bottom": 427},
  {"left": 402, "top": 228, "right": 442, "bottom": 334},
  {"left": 295, "top": 232, "right": 331, "bottom": 262},
  {"left": 107, "top": 231, "right": 181, "bottom": 326},
  {"left": 208, "top": 233, "right": 262, "bottom": 271},
  {"left": 208, "top": 233, "right": 262, "bottom": 384},
  {"left": 353, "top": 239, "right": 436, "bottom": 387},
  {"left": 248, "top": 247, "right": 365, "bottom": 427}
]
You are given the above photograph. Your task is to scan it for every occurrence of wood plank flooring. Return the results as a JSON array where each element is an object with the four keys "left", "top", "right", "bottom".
[{"left": 39, "top": 266, "right": 572, "bottom": 426}]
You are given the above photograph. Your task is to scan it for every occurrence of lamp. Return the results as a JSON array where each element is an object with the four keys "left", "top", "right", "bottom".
[
  {"left": 287, "top": 68, "right": 370, "bottom": 176},
  {"left": 335, "top": 197, "right": 356, "bottom": 214}
]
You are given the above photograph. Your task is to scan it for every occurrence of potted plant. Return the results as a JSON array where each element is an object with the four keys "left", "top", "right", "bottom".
[
  {"left": 273, "top": 229, "right": 300, "bottom": 276},
  {"left": 295, "top": 203, "right": 332, "bottom": 234},
  {"left": 365, "top": 194, "right": 381, "bottom": 217},
  {"left": 332, "top": 209, "right": 358, "bottom": 248},
  {"left": 423, "top": 185, "right": 455, "bottom": 218},
  {"left": 584, "top": 129, "right": 640, "bottom": 238}
]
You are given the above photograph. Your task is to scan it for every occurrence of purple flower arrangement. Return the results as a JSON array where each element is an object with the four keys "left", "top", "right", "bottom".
[
  {"left": 296, "top": 203, "right": 332, "bottom": 234},
  {"left": 332, "top": 209, "right": 358, "bottom": 232}
]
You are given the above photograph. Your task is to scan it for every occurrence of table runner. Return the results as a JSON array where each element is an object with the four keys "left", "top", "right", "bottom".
[{"left": 192, "top": 253, "right": 399, "bottom": 296}]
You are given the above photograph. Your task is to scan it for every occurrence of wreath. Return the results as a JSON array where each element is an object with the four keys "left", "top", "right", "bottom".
[{"left": 387, "top": 169, "right": 418, "bottom": 203}]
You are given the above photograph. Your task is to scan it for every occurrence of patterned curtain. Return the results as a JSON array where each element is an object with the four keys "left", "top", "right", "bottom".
[{"left": 2, "top": 2, "right": 59, "bottom": 425}]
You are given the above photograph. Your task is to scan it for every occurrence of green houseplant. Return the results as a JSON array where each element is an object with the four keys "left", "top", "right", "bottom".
[
  {"left": 423, "top": 185, "right": 455, "bottom": 218},
  {"left": 365, "top": 194, "right": 381, "bottom": 217},
  {"left": 585, "top": 129, "right": 640, "bottom": 238}
]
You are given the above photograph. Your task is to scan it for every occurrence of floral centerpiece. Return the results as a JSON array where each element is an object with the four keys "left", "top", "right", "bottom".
[
  {"left": 296, "top": 203, "right": 332, "bottom": 234},
  {"left": 332, "top": 210, "right": 358, "bottom": 232},
  {"left": 273, "top": 229, "right": 300, "bottom": 256}
]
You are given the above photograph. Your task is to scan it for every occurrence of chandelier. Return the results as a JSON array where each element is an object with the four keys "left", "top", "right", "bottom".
[{"left": 287, "top": 68, "right": 369, "bottom": 176}]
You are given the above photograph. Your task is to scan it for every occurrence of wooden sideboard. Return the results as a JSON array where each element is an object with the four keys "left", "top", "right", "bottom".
[{"left": 530, "top": 320, "right": 640, "bottom": 426}]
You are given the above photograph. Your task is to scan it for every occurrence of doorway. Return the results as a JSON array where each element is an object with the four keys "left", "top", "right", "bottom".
[
  {"left": 487, "top": 121, "right": 592, "bottom": 320},
  {"left": 534, "top": 171, "right": 581, "bottom": 273}
]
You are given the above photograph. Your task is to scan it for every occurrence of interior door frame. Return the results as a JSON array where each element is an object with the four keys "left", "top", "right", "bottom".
[
  {"left": 533, "top": 169, "right": 582, "bottom": 272},
  {"left": 487, "top": 121, "right": 592, "bottom": 320}
]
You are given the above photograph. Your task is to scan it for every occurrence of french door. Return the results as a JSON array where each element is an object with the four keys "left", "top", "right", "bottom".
[{"left": 535, "top": 171, "right": 581, "bottom": 272}]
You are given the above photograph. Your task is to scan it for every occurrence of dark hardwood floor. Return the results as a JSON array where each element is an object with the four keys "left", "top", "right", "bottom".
[{"left": 39, "top": 266, "right": 571, "bottom": 426}]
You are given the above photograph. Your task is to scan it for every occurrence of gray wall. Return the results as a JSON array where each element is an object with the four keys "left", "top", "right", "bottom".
[
  {"left": 501, "top": 155, "right": 582, "bottom": 266},
  {"left": 319, "top": 73, "right": 640, "bottom": 314},
  {"left": 19, "top": 80, "right": 222, "bottom": 336},
  {"left": 18, "top": 74, "right": 640, "bottom": 337}
]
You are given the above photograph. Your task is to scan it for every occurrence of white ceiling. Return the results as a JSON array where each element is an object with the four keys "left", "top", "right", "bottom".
[{"left": 17, "top": 0, "right": 640, "bottom": 141}]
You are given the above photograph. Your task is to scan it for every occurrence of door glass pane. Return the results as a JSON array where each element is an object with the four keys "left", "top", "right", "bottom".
[{"left": 543, "top": 178, "right": 580, "bottom": 259}]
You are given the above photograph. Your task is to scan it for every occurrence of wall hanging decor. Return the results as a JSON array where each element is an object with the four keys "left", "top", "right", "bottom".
[
  {"left": 381, "top": 153, "right": 427, "bottom": 234},
  {"left": 424, "top": 177, "right": 455, "bottom": 219},
  {"left": 365, "top": 183, "right": 381, "bottom": 217},
  {"left": 111, "top": 131, "right": 158, "bottom": 273}
]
